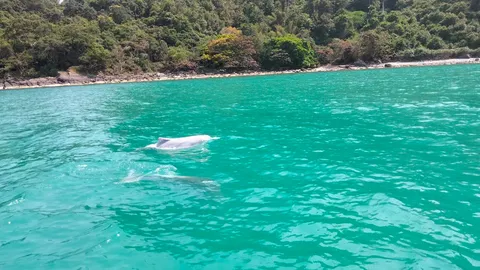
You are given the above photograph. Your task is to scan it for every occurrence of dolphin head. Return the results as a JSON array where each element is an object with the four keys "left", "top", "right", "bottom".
[{"left": 198, "top": 135, "right": 212, "bottom": 142}]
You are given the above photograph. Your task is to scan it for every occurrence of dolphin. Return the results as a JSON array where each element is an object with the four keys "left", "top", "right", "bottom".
[
  {"left": 147, "top": 135, "right": 217, "bottom": 150},
  {"left": 120, "top": 170, "right": 220, "bottom": 192}
]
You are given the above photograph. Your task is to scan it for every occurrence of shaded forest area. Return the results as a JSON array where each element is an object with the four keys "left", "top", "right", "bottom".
[{"left": 1, "top": 0, "right": 479, "bottom": 78}]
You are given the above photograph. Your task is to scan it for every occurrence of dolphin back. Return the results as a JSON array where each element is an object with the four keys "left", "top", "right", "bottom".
[
  {"left": 156, "top": 137, "right": 171, "bottom": 147},
  {"left": 155, "top": 135, "right": 214, "bottom": 150}
]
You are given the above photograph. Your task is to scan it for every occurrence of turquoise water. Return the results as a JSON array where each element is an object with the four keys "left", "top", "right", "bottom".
[{"left": 1, "top": 65, "right": 479, "bottom": 269}]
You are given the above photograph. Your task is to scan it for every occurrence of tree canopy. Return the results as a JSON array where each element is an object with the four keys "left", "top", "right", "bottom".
[{"left": 1, "top": 0, "right": 479, "bottom": 78}]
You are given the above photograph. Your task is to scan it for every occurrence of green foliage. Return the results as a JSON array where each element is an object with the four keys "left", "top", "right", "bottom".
[
  {"left": 64, "top": 0, "right": 96, "bottom": 20},
  {"left": 167, "top": 46, "right": 197, "bottom": 71},
  {"left": 79, "top": 42, "right": 110, "bottom": 73},
  {"left": 333, "top": 11, "right": 366, "bottom": 39},
  {"left": 201, "top": 27, "right": 259, "bottom": 71},
  {"left": 110, "top": 5, "right": 131, "bottom": 24},
  {"left": 261, "top": 35, "right": 317, "bottom": 70},
  {"left": 395, "top": 47, "right": 480, "bottom": 61},
  {"left": 427, "top": 36, "right": 446, "bottom": 49},
  {"left": 357, "top": 30, "right": 394, "bottom": 61},
  {"left": 0, "top": 0, "right": 478, "bottom": 77}
]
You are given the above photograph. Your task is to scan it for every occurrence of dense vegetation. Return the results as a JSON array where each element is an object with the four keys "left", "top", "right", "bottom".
[{"left": 0, "top": 0, "right": 479, "bottom": 78}]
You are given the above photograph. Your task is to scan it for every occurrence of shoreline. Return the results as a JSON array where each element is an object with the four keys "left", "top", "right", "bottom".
[{"left": 2, "top": 58, "right": 479, "bottom": 91}]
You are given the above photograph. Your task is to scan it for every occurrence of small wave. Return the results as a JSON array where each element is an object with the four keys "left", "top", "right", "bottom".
[
  {"left": 153, "top": 165, "right": 178, "bottom": 175},
  {"left": 356, "top": 106, "right": 377, "bottom": 112}
]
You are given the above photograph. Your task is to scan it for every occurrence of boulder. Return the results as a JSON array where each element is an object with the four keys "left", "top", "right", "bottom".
[
  {"left": 57, "top": 71, "right": 89, "bottom": 84},
  {"left": 458, "top": 54, "right": 471, "bottom": 59},
  {"left": 353, "top": 60, "right": 368, "bottom": 67},
  {"left": 29, "top": 77, "right": 53, "bottom": 86},
  {"left": 4, "top": 81, "right": 13, "bottom": 89},
  {"left": 475, "top": 58, "right": 479, "bottom": 62},
  {"left": 384, "top": 63, "right": 393, "bottom": 68}
]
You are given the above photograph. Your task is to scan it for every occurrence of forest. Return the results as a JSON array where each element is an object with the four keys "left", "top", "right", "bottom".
[{"left": 0, "top": 0, "right": 479, "bottom": 78}]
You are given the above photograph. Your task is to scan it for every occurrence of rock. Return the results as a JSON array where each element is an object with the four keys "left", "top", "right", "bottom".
[
  {"left": 57, "top": 71, "right": 89, "bottom": 84},
  {"left": 353, "top": 60, "right": 368, "bottom": 67},
  {"left": 458, "top": 54, "right": 471, "bottom": 59},
  {"left": 374, "top": 59, "right": 382, "bottom": 64},
  {"left": 475, "top": 58, "right": 479, "bottom": 62},
  {"left": 384, "top": 63, "right": 393, "bottom": 68},
  {"left": 29, "top": 77, "right": 53, "bottom": 86}
]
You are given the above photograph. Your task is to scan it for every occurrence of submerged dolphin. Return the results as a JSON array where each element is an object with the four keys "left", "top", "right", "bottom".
[
  {"left": 120, "top": 169, "right": 220, "bottom": 192},
  {"left": 147, "top": 135, "right": 217, "bottom": 150}
]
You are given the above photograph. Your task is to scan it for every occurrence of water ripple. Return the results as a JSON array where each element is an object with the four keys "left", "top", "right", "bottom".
[{"left": 0, "top": 65, "right": 479, "bottom": 269}]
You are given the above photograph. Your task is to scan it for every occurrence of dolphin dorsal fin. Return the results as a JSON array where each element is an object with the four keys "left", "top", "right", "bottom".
[{"left": 157, "top": 137, "right": 171, "bottom": 146}]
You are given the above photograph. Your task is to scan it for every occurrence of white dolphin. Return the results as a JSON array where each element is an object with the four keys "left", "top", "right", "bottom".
[
  {"left": 120, "top": 169, "right": 220, "bottom": 192},
  {"left": 146, "top": 135, "right": 218, "bottom": 150}
]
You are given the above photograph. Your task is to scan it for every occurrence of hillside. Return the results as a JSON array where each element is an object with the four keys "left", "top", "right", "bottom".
[{"left": 0, "top": 0, "right": 479, "bottom": 78}]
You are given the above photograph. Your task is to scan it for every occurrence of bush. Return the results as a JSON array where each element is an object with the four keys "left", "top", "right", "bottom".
[
  {"left": 110, "top": 5, "right": 132, "bottom": 24},
  {"left": 467, "top": 33, "right": 480, "bottom": 49},
  {"left": 316, "top": 46, "right": 333, "bottom": 65},
  {"left": 168, "top": 46, "right": 195, "bottom": 66},
  {"left": 201, "top": 27, "right": 259, "bottom": 71},
  {"left": 427, "top": 36, "right": 446, "bottom": 49},
  {"left": 79, "top": 43, "right": 110, "bottom": 74},
  {"left": 261, "top": 35, "right": 317, "bottom": 70},
  {"left": 357, "top": 30, "right": 394, "bottom": 62},
  {"left": 394, "top": 47, "right": 480, "bottom": 61},
  {"left": 327, "top": 39, "right": 357, "bottom": 64}
]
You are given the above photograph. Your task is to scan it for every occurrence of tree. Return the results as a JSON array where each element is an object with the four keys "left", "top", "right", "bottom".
[
  {"left": 0, "top": 39, "right": 14, "bottom": 83},
  {"left": 426, "top": 36, "right": 446, "bottom": 49},
  {"left": 357, "top": 30, "right": 393, "bottom": 61},
  {"left": 0, "top": 0, "right": 479, "bottom": 78},
  {"left": 80, "top": 42, "right": 110, "bottom": 73},
  {"left": 261, "top": 34, "right": 317, "bottom": 70},
  {"left": 328, "top": 38, "right": 357, "bottom": 64},
  {"left": 110, "top": 5, "right": 132, "bottom": 24},
  {"left": 63, "top": 0, "right": 96, "bottom": 20},
  {"left": 167, "top": 46, "right": 196, "bottom": 71},
  {"left": 201, "top": 27, "right": 259, "bottom": 71},
  {"left": 471, "top": 0, "right": 480, "bottom": 11}
]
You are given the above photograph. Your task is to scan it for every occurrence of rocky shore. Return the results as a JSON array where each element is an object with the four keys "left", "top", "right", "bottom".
[{"left": 2, "top": 58, "right": 479, "bottom": 90}]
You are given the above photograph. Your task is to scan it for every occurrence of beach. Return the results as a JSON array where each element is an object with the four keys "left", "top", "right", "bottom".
[{"left": 2, "top": 58, "right": 479, "bottom": 90}]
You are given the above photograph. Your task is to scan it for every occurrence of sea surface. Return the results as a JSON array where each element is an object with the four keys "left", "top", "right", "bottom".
[{"left": 1, "top": 65, "right": 479, "bottom": 269}]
